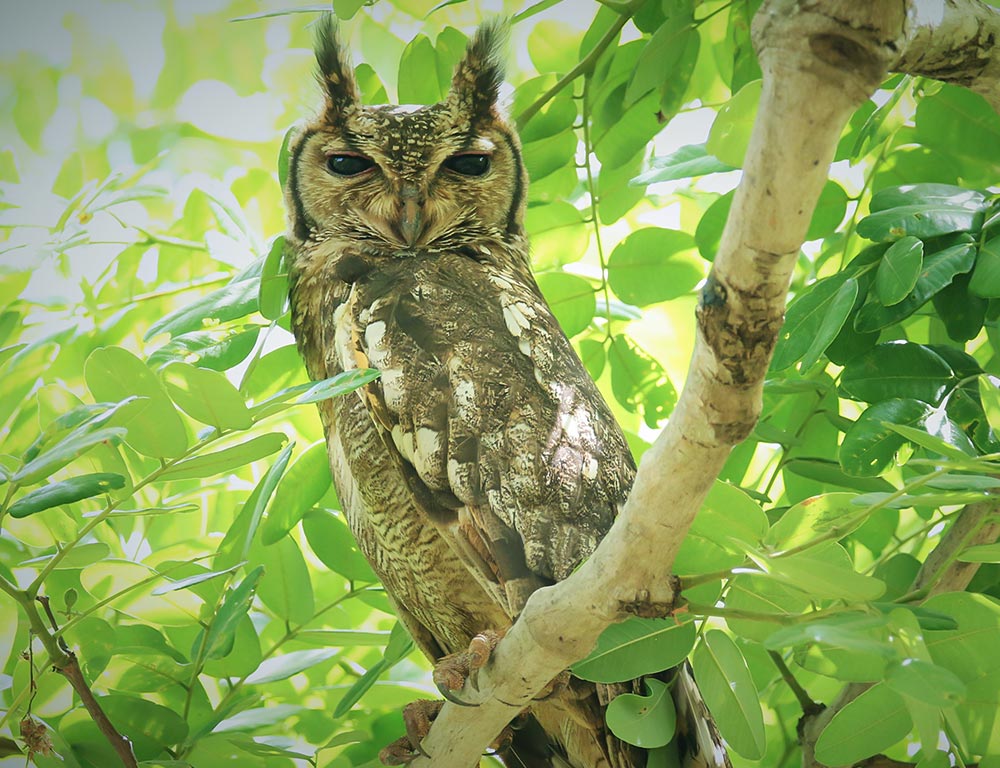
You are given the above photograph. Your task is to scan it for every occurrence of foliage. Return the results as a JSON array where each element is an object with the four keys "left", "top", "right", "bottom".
[{"left": 1, "top": 1, "right": 1000, "bottom": 767}]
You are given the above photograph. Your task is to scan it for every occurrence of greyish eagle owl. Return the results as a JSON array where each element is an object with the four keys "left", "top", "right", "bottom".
[{"left": 285, "top": 13, "right": 728, "bottom": 768}]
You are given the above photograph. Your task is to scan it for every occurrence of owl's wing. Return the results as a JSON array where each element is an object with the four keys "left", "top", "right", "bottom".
[{"left": 343, "top": 251, "right": 634, "bottom": 616}]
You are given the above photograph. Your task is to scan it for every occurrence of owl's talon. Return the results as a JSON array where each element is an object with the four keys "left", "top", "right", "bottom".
[
  {"left": 379, "top": 699, "right": 443, "bottom": 766},
  {"left": 432, "top": 629, "right": 505, "bottom": 704}
]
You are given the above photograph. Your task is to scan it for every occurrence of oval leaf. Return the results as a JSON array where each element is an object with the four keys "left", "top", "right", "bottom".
[
  {"left": 85, "top": 346, "right": 189, "bottom": 458},
  {"left": 573, "top": 618, "right": 696, "bottom": 683},
  {"left": 8, "top": 473, "right": 125, "bottom": 518},
  {"left": 840, "top": 342, "right": 953, "bottom": 405},
  {"left": 876, "top": 236, "right": 924, "bottom": 305},
  {"left": 815, "top": 684, "right": 912, "bottom": 766},
  {"left": 607, "top": 227, "right": 702, "bottom": 307},
  {"left": 692, "top": 630, "right": 765, "bottom": 759},
  {"left": 161, "top": 362, "right": 252, "bottom": 431}
]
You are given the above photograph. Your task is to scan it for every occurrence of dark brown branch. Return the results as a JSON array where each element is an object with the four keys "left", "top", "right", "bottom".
[{"left": 57, "top": 655, "right": 138, "bottom": 768}]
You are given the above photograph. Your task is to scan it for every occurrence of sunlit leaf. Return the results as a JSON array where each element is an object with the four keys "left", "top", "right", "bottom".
[{"left": 605, "top": 678, "right": 676, "bottom": 748}]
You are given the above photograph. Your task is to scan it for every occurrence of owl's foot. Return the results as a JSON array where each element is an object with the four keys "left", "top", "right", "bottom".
[
  {"left": 432, "top": 629, "right": 505, "bottom": 705},
  {"left": 378, "top": 698, "right": 517, "bottom": 765},
  {"left": 379, "top": 699, "right": 441, "bottom": 765}
]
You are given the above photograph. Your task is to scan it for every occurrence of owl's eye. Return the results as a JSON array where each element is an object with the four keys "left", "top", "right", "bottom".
[
  {"left": 443, "top": 153, "right": 491, "bottom": 177},
  {"left": 326, "top": 154, "right": 375, "bottom": 177}
]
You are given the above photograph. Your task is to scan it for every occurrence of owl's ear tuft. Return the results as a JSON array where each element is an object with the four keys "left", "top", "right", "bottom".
[
  {"left": 447, "top": 19, "right": 509, "bottom": 121},
  {"left": 313, "top": 12, "right": 360, "bottom": 115}
]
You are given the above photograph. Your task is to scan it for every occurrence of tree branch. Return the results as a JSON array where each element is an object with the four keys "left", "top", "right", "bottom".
[
  {"left": 409, "top": 3, "right": 894, "bottom": 765},
  {"left": 892, "top": 0, "right": 1000, "bottom": 111}
]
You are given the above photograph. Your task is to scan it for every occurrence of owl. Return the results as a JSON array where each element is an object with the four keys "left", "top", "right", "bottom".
[{"left": 285, "top": 14, "right": 727, "bottom": 768}]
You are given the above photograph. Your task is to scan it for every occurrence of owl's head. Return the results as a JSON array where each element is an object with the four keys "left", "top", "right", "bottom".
[{"left": 285, "top": 14, "right": 526, "bottom": 252}]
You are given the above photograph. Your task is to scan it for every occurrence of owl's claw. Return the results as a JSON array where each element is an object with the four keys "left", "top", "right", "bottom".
[
  {"left": 432, "top": 629, "right": 505, "bottom": 705},
  {"left": 379, "top": 699, "right": 442, "bottom": 765}
]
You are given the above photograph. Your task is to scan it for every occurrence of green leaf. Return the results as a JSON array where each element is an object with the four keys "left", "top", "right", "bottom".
[
  {"left": 607, "top": 227, "right": 702, "bottom": 307},
  {"left": 931, "top": 271, "right": 987, "bottom": 341},
  {"left": 249, "top": 369, "right": 381, "bottom": 420},
  {"left": 840, "top": 398, "right": 933, "bottom": 476},
  {"left": 573, "top": 618, "right": 696, "bottom": 683},
  {"left": 758, "top": 544, "right": 886, "bottom": 601},
  {"left": 518, "top": 88, "right": 577, "bottom": 144},
  {"left": 914, "top": 85, "right": 1000, "bottom": 169},
  {"left": 524, "top": 202, "right": 588, "bottom": 268},
  {"left": 258, "top": 236, "right": 288, "bottom": 321},
  {"left": 99, "top": 695, "right": 189, "bottom": 752},
  {"left": 876, "top": 236, "right": 924, "bottom": 305},
  {"left": 858, "top": 204, "right": 984, "bottom": 242},
  {"left": 608, "top": 334, "right": 677, "bottom": 428},
  {"left": 160, "top": 433, "right": 288, "bottom": 481},
  {"left": 886, "top": 659, "right": 966, "bottom": 708},
  {"left": 161, "top": 362, "right": 252, "bottom": 431},
  {"left": 970, "top": 236, "right": 1000, "bottom": 297},
  {"left": 605, "top": 677, "right": 676, "bottom": 749},
  {"left": 522, "top": 129, "right": 577, "bottom": 181},
  {"left": 244, "top": 648, "right": 338, "bottom": 685},
  {"left": 771, "top": 275, "right": 858, "bottom": 371},
  {"left": 869, "top": 183, "right": 987, "bottom": 214},
  {"left": 302, "top": 508, "right": 377, "bottom": 582},
  {"left": 979, "top": 374, "right": 1000, "bottom": 433},
  {"left": 261, "top": 441, "right": 332, "bottom": 545},
  {"left": 693, "top": 190, "right": 733, "bottom": 263},
  {"left": 13, "top": 426, "right": 126, "bottom": 486},
  {"left": 536, "top": 272, "right": 596, "bottom": 338},
  {"left": 692, "top": 630, "right": 765, "bottom": 759},
  {"left": 148, "top": 327, "right": 260, "bottom": 372},
  {"left": 333, "top": 623, "right": 414, "bottom": 717},
  {"left": 254, "top": 537, "right": 314, "bottom": 624},
  {"left": 765, "top": 493, "right": 864, "bottom": 551},
  {"left": 764, "top": 613, "right": 894, "bottom": 656},
  {"left": 624, "top": 15, "right": 695, "bottom": 107},
  {"left": 145, "top": 273, "right": 260, "bottom": 341},
  {"left": 8, "top": 473, "right": 125, "bottom": 518},
  {"left": 807, "top": 181, "right": 849, "bottom": 240},
  {"left": 297, "top": 629, "right": 391, "bottom": 647},
  {"left": 814, "top": 684, "right": 912, "bottom": 766},
  {"left": 152, "top": 564, "right": 243, "bottom": 596},
  {"left": 202, "top": 566, "right": 262, "bottom": 660},
  {"left": 277, "top": 125, "right": 296, "bottom": 190},
  {"left": 526, "top": 21, "right": 580, "bottom": 74},
  {"left": 85, "top": 346, "right": 189, "bottom": 458},
  {"left": 957, "top": 543, "right": 1000, "bottom": 563},
  {"left": 675, "top": 481, "right": 768, "bottom": 575},
  {"left": 397, "top": 35, "right": 441, "bottom": 104},
  {"left": 633, "top": 144, "right": 735, "bottom": 186},
  {"left": 840, "top": 342, "right": 953, "bottom": 404},
  {"left": 706, "top": 80, "right": 761, "bottom": 168},
  {"left": 855, "top": 240, "right": 976, "bottom": 331},
  {"left": 217, "top": 441, "right": 294, "bottom": 567}
]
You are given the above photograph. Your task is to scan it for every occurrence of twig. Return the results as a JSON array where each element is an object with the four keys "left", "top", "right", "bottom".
[
  {"left": 768, "top": 651, "right": 821, "bottom": 716},
  {"left": 514, "top": 4, "right": 637, "bottom": 129}
]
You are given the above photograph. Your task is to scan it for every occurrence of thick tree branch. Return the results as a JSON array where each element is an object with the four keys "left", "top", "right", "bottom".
[
  {"left": 408, "top": 3, "right": 894, "bottom": 765},
  {"left": 892, "top": 0, "right": 1000, "bottom": 110}
]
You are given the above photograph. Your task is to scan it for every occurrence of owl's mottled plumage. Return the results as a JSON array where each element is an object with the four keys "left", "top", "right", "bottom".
[{"left": 285, "top": 15, "right": 727, "bottom": 768}]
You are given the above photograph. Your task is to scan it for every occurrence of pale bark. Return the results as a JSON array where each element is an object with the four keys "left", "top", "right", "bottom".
[{"left": 409, "top": 1, "right": 1000, "bottom": 765}]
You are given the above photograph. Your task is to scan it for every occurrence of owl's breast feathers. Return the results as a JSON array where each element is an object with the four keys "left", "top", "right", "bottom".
[{"left": 311, "top": 242, "right": 635, "bottom": 613}]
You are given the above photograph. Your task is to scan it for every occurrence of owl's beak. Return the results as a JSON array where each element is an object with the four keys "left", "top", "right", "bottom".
[{"left": 399, "top": 185, "right": 424, "bottom": 247}]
